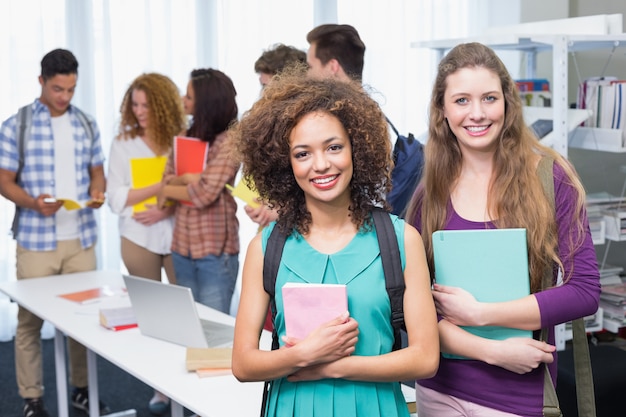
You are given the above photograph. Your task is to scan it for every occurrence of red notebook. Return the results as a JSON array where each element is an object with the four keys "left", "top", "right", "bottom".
[
  {"left": 282, "top": 283, "right": 347, "bottom": 341},
  {"left": 174, "top": 136, "right": 208, "bottom": 175},
  {"left": 174, "top": 136, "right": 209, "bottom": 206}
]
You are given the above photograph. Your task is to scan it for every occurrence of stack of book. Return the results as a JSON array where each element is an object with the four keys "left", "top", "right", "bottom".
[
  {"left": 600, "top": 281, "right": 626, "bottom": 332},
  {"left": 585, "top": 192, "right": 626, "bottom": 243}
]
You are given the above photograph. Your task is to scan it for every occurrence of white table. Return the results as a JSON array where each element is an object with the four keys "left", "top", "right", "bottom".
[{"left": 0, "top": 270, "right": 269, "bottom": 417}]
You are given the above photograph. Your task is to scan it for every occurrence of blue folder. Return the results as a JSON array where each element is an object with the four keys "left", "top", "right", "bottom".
[{"left": 432, "top": 228, "right": 532, "bottom": 359}]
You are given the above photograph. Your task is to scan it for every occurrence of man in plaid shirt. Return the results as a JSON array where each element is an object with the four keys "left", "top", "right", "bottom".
[{"left": 0, "top": 49, "right": 107, "bottom": 417}]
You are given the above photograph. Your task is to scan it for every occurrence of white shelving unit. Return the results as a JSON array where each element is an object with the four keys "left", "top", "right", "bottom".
[{"left": 413, "top": 33, "right": 626, "bottom": 158}]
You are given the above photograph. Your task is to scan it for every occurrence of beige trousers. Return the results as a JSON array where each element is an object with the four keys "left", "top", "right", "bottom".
[
  {"left": 15, "top": 240, "right": 96, "bottom": 399},
  {"left": 121, "top": 237, "right": 176, "bottom": 284}
]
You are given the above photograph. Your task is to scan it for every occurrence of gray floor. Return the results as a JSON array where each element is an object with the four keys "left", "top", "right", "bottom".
[{"left": 0, "top": 337, "right": 189, "bottom": 417}]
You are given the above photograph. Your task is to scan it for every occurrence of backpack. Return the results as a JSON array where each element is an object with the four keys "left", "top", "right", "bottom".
[
  {"left": 11, "top": 104, "right": 94, "bottom": 239},
  {"left": 386, "top": 117, "right": 424, "bottom": 218}
]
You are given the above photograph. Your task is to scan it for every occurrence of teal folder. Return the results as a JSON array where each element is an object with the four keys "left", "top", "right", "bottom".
[{"left": 432, "top": 228, "right": 532, "bottom": 359}]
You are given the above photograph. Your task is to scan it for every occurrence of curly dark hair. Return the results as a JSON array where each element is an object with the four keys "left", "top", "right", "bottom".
[
  {"left": 118, "top": 73, "right": 186, "bottom": 154},
  {"left": 230, "top": 71, "right": 391, "bottom": 235}
]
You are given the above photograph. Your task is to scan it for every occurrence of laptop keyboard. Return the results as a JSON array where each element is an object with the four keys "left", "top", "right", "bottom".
[{"left": 200, "top": 319, "right": 235, "bottom": 348}]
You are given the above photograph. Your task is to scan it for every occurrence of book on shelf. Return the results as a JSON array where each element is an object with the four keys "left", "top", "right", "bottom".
[
  {"left": 577, "top": 76, "right": 626, "bottom": 138},
  {"left": 129, "top": 156, "right": 168, "bottom": 213},
  {"left": 599, "top": 300, "right": 626, "bottom": 322},
  {"left": 282, "top": 282, "right": 348, "bottom": 341},
  {"left": 599, "top": 272, "right": 622, "bottom": 287},
  {"left": 185, "top": 347, "right": 232, "bottom": 371},
  {"left": 99, "top": 306, "right": 137, "bottom": 330},
  {"left": 516, "top": 78, "right": 551, "bottom": 107},
  {"left": 601, "top": 282, "right": 626, "bottom": 298},
  {"left": 599, "top": 264, "right": 624, "bottom": 278},
  {"left": 58, "top": 286, "right": 126, "bottom": 304},
  {"left": 529, "top": 119, "right": 553, "bottom": 139}
]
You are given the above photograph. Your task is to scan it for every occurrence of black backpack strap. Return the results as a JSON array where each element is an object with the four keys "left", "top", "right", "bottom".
[
  {"left": 263, "top": 224, "right": 287, "bottom": 351},
  {"left": 260, "top": 224, "right": 288, "bottom": 417},
  {"left": 372, "top": 209, "right": 406, "bottom": 351}
]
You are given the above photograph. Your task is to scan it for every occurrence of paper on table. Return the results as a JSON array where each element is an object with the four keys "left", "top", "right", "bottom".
[
  {"left": 58, "top": 286, "right": 126, "bottom": 304},
  {"left": 130, "top": 156, "right": 168, "bottom": 213},
  {"left": 282, "top": 282, "right": 348, "bottom": 341}
]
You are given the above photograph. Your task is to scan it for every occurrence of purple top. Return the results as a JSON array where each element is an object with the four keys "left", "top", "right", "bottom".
[{"left": 413, "top": 163, "right": 600, "bottom": 416}]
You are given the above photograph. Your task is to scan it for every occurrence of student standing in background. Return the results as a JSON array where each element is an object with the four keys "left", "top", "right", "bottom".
[
  {"left": 244, "top": 43, "right": 307, "bottom": 228},
  {"left": 305, "top": 23, "right": 365, "bottom": 83},
  {"left": 107, "top": 72, "right": 187, "bottom": 415},
  {"left": 0, "top": 48, "right": 108, "bottom": 417},
  {"left": 158, "top": 68, "right": 240, "bottom": 315},
  {"left": 405, "top": 42, "right": 600, "bottom": 417}
]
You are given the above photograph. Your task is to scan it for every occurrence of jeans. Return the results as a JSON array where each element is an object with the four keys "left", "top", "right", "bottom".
[{"left": 172, "top": 251, "right": 238, "bottom": 314}]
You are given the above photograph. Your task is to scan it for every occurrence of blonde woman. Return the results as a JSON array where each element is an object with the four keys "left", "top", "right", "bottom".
[{"left": 107, "top": 72, "right": 187, "bottom": 415}]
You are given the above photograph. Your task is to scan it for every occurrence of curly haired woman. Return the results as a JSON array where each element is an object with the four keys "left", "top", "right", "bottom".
[
  {"left": 230, "top": 72, "right": 439, "bottom": 417},
  {"left": 107, "top": 72, "right": 186, "bottom": 415}
]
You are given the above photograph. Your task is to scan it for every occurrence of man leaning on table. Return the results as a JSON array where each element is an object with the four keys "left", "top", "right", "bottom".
[{"left": 0, "top": 49, "right": 108, "bottom": 417}]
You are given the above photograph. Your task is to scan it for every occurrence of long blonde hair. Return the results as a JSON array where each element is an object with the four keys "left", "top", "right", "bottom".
[
  {"left": 405, "top": 42, "right": 587, "bottom": 292},
  {"left": 117, "top": 73, "right": 186, "bottom": 154}
]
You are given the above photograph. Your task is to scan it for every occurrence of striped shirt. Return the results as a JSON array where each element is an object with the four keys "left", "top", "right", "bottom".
[
  {"left": 167, "top": 131, "right": 240, "bottom": 259},
  {"left": 0, "top": 100, "right": 104, "bottom": 251}
]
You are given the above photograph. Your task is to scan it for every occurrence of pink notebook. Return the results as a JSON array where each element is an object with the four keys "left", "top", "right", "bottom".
[{"left": 282, "top": 283, "right": 347, "bottom": 340}]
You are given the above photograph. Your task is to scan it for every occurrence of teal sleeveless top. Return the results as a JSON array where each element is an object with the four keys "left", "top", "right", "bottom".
[{"left": 261, "top": 213, "right": 410, "bottom": 417}]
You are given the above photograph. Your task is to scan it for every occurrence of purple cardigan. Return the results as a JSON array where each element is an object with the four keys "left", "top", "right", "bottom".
[{"left": 413, "top": 163, "right": 600, "bottom": 416}]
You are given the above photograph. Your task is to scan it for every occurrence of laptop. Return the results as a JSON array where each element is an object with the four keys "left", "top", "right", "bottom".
[
  {"left": 122, "top": 274, "right": 234, "bottom": 348},
  {"left": 432, "top": 228, "right": 532, "bottom": 358}
]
